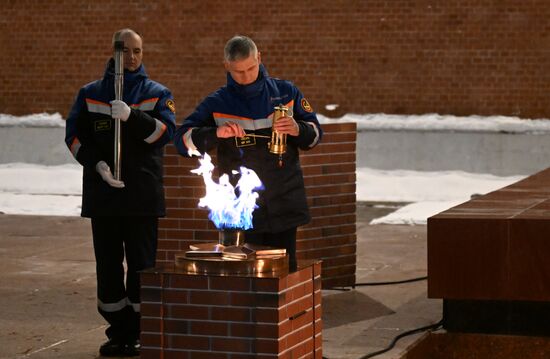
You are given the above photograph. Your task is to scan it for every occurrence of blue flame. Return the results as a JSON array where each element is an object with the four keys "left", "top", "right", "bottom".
[{"left": 191, "top": 154, "right": 263, "bottom": 230}]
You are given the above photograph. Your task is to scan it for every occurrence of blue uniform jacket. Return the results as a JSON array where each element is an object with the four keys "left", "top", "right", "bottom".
[
  {"left": 174, "top": 64, "right": 322, "bottom": 232},
  {"left": 66, "top": 59, "right": 176, "bottom": 217}
]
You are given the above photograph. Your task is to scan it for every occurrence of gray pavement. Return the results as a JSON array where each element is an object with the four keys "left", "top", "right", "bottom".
[
  {"left": 323, "top": 203, "right": 441, "bottom": 359},
  {"left": 0, "top": 203, "right": 441, "bottom": 359}
]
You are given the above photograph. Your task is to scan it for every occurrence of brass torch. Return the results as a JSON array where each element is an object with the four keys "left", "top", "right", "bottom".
[{"left": 269, "top": 105, "right": 289, "bottom": 167}]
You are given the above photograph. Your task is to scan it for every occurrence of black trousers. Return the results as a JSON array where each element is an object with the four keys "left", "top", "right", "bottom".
[
  {"left": 91, "top": 216, "right": 158, "bottom": 342},
  {"left": 245, "top": 227, "right": 297, "bottom": 271}
]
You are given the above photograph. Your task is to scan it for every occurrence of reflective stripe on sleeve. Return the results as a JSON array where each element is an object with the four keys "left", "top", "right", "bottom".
[
  {"left": 183, "top": 128, "right": 200, "bottom": 156},
  {"left": 131, "top": 98, "right": 158, "bottom": 111},
  {"left": 305, "top": 122, "right": 320, "bottom": 148},
  {"left": 144, "top": 118, "right": 167, "bottom": 144},
  {"left": 70, "top": 138, "right": 81, "bottom": 158}
]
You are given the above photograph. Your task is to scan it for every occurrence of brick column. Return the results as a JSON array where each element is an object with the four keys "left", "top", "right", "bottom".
[
  {"left": 158, "top": 122, "right": 356, "bottom": 287},
  {"left": 140, "top": 261, "right": 322, "bottom": 358}
]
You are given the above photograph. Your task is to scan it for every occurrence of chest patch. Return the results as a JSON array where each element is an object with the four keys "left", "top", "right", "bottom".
[
  {"left": 235, "top": 135, "right": 256, "bottom": 148},
  {"left": 94, "top": 120, "right": 111, "bottom": 132}
]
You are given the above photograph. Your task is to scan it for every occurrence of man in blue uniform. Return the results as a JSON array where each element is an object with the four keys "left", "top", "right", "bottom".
[
  {"left": 65, "top": 28, "right": 176, "bottom": 357},
  {"left": 174, "top": 35, "right": 322, "bottom": 271}
]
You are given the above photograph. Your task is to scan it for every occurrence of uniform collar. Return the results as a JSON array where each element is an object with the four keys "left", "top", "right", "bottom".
[
  {"left": 104, "top": 58, "right": 148, "bottom": 87},
  {"left": 227, "top": 64, "right": 269, "bottom": 98}
]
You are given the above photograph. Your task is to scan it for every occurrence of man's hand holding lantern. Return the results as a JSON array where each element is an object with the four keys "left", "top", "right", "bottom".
[{"left": 273, "top": 115, "right": 299, "bottom": 136}]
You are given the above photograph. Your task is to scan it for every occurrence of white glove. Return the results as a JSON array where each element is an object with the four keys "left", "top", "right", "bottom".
[
  {"left": 96, "top": 161, "right": 125, "bottom": 188},
  {"left": 110, "top": 100, "right": 131, "bottom": 121}
]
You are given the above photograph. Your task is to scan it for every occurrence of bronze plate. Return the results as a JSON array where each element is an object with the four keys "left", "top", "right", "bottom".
[{"left": 174, "top": 250, "right": 289, "bottom": 276}]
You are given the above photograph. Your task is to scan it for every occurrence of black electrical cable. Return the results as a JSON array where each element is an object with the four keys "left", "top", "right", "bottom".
[
  {"left": 327, "top": 275, "right": 428, "bottom": 291},
  {"left": 355, "top": 275, "right": 428, "bottom": 286},
  {"left": 321, "top": 319, "right": 443, "bottom": 359},
  {"left": 358, "top": 319, "right": 443, "bottom": 359},
  {"left": 322, "top": 275, "right": 435, "bottom": 358}
]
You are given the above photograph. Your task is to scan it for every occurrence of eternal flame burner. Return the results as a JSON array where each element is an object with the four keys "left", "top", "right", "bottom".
[{"left": 174, "top": 229, "right": 288, "bottom": 275}]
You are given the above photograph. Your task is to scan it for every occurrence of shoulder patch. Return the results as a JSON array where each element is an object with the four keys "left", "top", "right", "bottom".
[
  {"left": 166, "top": 99, "right": 176, "bottom": 114},
  {"left": 301, "top": 98, "right": 313, "bottom": 113}
]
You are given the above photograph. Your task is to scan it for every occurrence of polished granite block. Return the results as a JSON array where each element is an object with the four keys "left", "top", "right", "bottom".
[
  {"left": 403, "top": 331, "right": 550, "bottom": 359},
  {"left": 428, "top": 167, "right": 550, "bottom": 302}
]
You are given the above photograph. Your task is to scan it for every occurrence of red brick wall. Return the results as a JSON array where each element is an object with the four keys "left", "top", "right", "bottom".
[
  {"left": 2, "top": 1, "right": 550, "bottom": 119},
  {"left": 158, "top": 123, "right": 356, "bottom": 288},
  {"left": 140, "top": 261, "right": 322, "bottom": 358}
]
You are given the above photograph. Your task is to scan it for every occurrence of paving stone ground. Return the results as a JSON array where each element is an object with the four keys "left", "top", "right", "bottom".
[{"left": 0, "top": 203, "right": 441, "bottom": 359}]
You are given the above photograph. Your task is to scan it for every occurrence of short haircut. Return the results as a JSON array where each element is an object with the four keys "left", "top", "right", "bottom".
[
  {"left": 224, "top": 35, "right": 258, "bottom": 62},
  {"left": 112, "top": 28, "right": 142, "bottom": 47}
]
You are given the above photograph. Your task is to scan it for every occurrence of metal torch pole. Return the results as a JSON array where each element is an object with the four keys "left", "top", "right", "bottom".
[{"left": 113, "top": 40, "right": 124, "bottom": 181}]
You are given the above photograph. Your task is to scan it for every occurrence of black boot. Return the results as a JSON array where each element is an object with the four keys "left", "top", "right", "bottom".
[
  {"left": 121, "top": 339, "right": 140, "bottom": 356},
  {"left": 99, "top": 338, "right": 124, "bottom": 357}
]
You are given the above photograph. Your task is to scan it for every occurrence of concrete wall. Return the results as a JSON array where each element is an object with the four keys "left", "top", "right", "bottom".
[
  {"left": 358, "top": 130, "right": 550, "bottom": 176},
  {"left": 0, "top": 127, "right": 76, "bottom": 165},
  {"left": 3, "top": 125, "right": 549, "bottom": 176}
]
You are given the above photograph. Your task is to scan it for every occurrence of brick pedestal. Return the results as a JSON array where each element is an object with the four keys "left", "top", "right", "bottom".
[{"left": 140, "top": 260, "right": 322, "bottom": 358}]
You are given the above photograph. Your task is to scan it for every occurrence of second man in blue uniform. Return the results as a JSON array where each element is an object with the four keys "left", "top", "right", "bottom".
[{"left": 174, "top": 35, "right": 322, "bottom": 271}]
